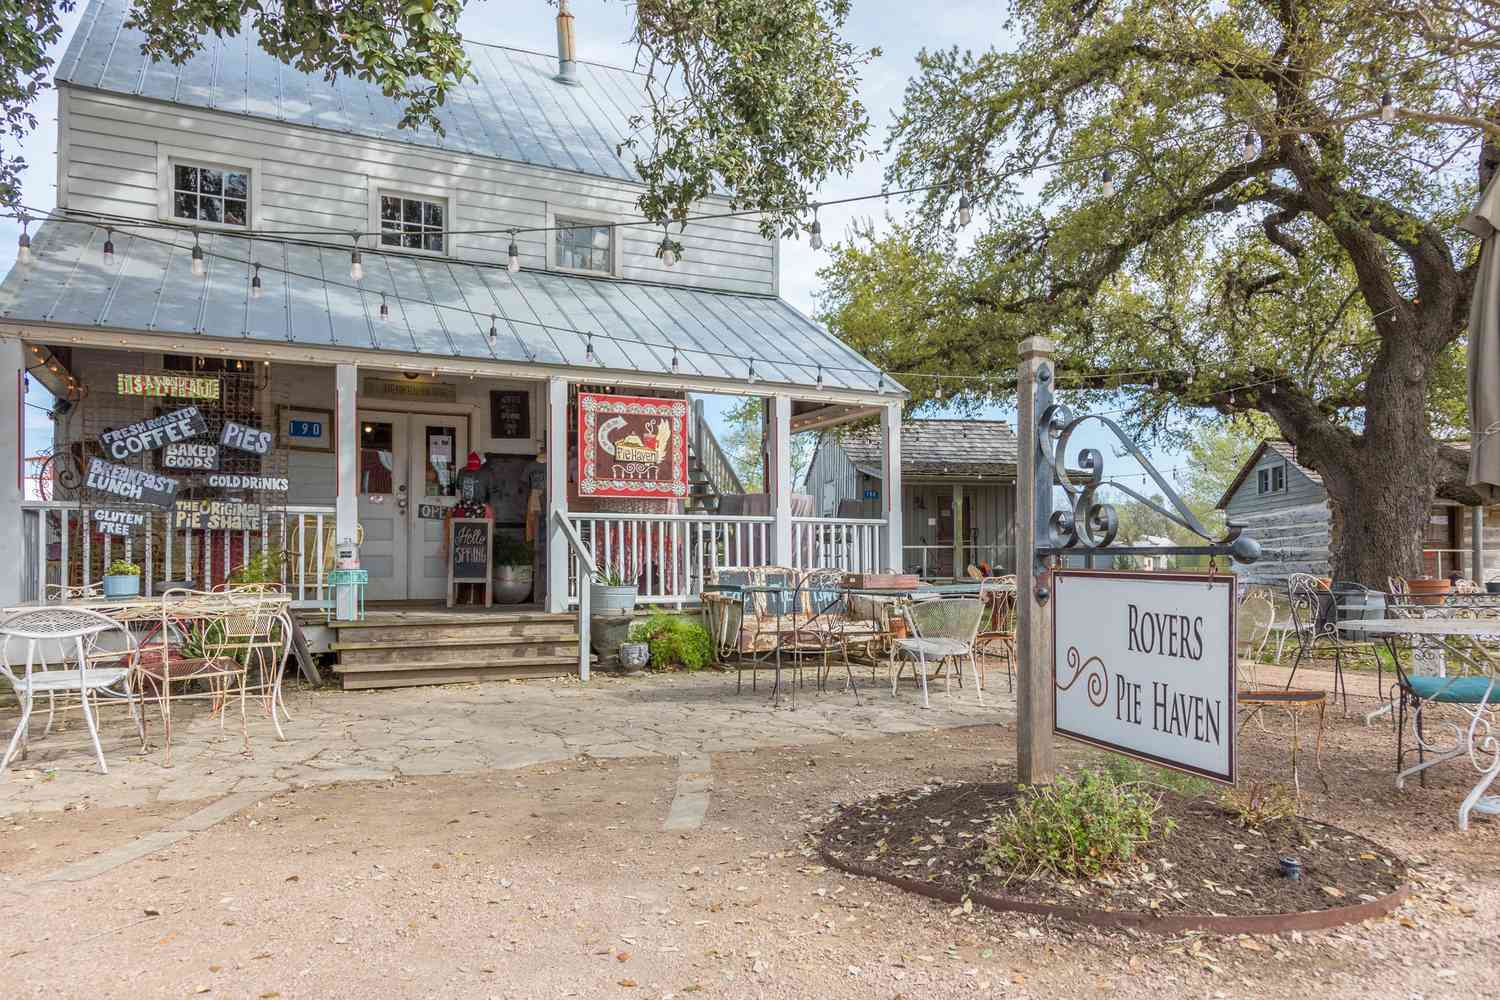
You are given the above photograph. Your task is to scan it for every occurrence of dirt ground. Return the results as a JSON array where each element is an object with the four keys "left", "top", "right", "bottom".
[{"left": 3, "top": 701, "right": 1499, "bottom": 999}]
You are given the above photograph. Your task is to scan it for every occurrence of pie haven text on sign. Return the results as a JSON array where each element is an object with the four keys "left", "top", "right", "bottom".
[
  {"left": 1052, "top": 570, "right": 1236, "bottom": 784},
  {"left": 577, "top": 392, "right": 689, "bottom": 499}
]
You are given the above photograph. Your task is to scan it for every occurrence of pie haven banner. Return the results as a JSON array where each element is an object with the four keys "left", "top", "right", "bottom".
[
  {"left": 578, "top": 393, "right": 689, "bottom": 499},
  {"left": 1052, "top": 570, "right": 1237, "bottom": 784}
]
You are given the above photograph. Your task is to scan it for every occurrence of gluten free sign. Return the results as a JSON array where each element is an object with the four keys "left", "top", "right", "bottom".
[{"left": 1052, "top": 570, "right": 1236, "bottom": 784}]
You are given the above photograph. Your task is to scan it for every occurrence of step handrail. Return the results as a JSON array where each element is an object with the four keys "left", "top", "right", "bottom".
[
  {"left": 691, "top": 398, "right": 746, "bottom": 497},
  {"left": 554, "top": 510, "right": 595, "bottom": 681}
]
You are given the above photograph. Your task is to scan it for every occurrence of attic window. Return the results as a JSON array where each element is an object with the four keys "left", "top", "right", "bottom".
[
  {"left": 555, "top": 217, "right": 614, "bottom": 274},
  {"left": 380, "top": 193, "right": 447, "bottom": 253},
  {"left": 171, "top": 163, "right": 249, "bottom": 227},
  {"left": 1257, "top": 463, "right": 1286, "bottom": 495}
]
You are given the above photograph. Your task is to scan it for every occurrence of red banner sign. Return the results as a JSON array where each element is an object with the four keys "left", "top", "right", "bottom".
[{"left": 577, "top": 393, "right": 689, "bottom": 500}]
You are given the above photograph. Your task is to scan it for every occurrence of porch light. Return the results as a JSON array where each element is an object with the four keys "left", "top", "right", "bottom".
[
  {"left": 957, "top": 189, "right": 972, "bottom": 227},
  {"left": 251, "top": 263, "right": 262, "bottom": 299},
  {"left": 507, "top": 232, "right": 520, "bottom": 273},
  {"left": 1241, "top": 131, "right": 1257, "bottom": 163},
  {"left": 191, "top": 233, "right": 204, "bottom": 276},
  {"left": 878, "top": 371, "right": 886, "bottom": 392},
  {"left": 809, "top": 204, "right": 823, "bottom": 251},
  {"left": 1380, "top": 90, "right": 1395, "bottom": 122},
  {"left": 103, "top": 229, "right": 115, "bottom": 263}
]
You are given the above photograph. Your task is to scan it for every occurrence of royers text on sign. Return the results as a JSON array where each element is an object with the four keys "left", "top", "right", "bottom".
[{"left": 1052, "top": 570, "right": 1237, "bottom": 784}]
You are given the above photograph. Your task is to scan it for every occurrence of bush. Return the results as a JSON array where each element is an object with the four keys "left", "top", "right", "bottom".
[
  {"left": 229, "top": 549, "right": 286, "bottom": 585},
  {"left": 627, "top": 614, "right": 713, "bottom": 671},
  {"left": 1221, "top": 781, "right": 1298, "bottom": 830},
  {"left": 107, "top": 559, "right": 140, "bottom": 576},
  {"left": 983, "top": 769, "right": 1168, "bottom": 883}
]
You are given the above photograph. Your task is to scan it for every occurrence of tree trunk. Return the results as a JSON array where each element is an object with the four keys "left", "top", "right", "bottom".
[{"left": 1324, "top": 467, "right": 1432, "bottom": 588}]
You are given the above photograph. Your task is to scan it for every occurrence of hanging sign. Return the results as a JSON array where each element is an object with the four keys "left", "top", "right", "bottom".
[
  {"left": 99, "top": 406, "right": 208, "bottom": 460},
  {"left": 116, "top": 373, "right": 219, "bottom": 400},
  {"left": 207, "top": 473, "right": 289, "bottom": 492},
  {"left": 1052, "top": 570, "right": 1237, "bottom": 784},
  {"left": 220, "top": 420, "right": 273, "bottom": 455},
  {"left": 447, "top": 517, "right": 493, "bottom": 608},
  {"left": 490, "top": 389, "right": 532, "bottom": 439},
  {"left": 162, "top": 441, "right": 219, "bottom": 471},
  {"left": 577, "top": 393, "right": 689, "bottom": 499},
  {"left": 92, "top": 508, "right": 146, "bottom": 537},
  {"left": 173, "top": 499, "right": 263, "bottom": 531},
  {"left": 84, "top": 459, "right": 179, "bottom": 509}
]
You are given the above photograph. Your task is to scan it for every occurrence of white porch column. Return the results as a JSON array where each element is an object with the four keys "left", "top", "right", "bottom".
[
  {"left": 770, "top": 394, "right": 793, "bottom": 567},
  {"left": 546, "top": 376, "right": 570, "bottom": 613},
  {"left": 881, "top": 402, "right": 903, "bottom": 572},
  {"left": 1, "top": 338, "right": 23, "bottom": 607},
  {"left": 334, "top": 363, "right": 359, "bottom": 619}
]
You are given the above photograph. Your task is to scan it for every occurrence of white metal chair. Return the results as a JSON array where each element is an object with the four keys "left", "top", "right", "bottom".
[
  {"left": 1, "top": 607, "right": 139, "bottom": 775},
  {"left": 891, "top": 597, "right": 986, "bottom": 709}
]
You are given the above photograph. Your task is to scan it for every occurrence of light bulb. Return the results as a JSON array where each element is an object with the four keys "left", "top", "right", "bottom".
[
  {"left": 809, "top": 217, "right": 823, "bottom": 251},
  {"left": 747, "top": 360, "right": 757, "bottom": 384},
  {"left": 660, "top": 239, "right": 676, "bottom": 268},
  {"left": 1380, "top": 91, "right": 1395, "bottom": 123},
  {"left": 1101, "top": 168, "right": 1115, "bottom": 198},
  {"left": 17, "top": 229, "right": 30, "bottom": 265},
  {"left": 191, "top": 241, "right": 204, "bottom": 276},
  {"left": 507, "top": 235, "right": 520, "bottom": 273},
  {"left": 350, "top": 249, "right": 363, "bottom": 282},
  {"left": 815, "top": 366, "right": 823, "bottom": 390},
  {"left": 250, "top": 266, "right": 262, "bottom": 298},
  {"left": 488, "top": 315, "right": 498, "bottom": 346},
  {"left": 670, "top": 351, "right": 680, "bottom": 374},
  {"left": 958, "top": 192, "right": 972, "bottom": 227},
  {"left": 103, "top": 231, "right": 115, "bottom": 262},
  {"left": 378, "top": 295, "right": 389, "bottom": 321},
  {"left": 1241, "top": 131, "right": 1257, "bottom": 163}
]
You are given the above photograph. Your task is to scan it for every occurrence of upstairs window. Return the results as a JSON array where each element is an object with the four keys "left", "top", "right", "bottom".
[
  {"left": 1256, "top": 463, "right": 1286, "bottom": 495},
  {"left": 380, "top": 193, "right": 446, "bottom": 253},
  {"left": 172, "top": 163, "right": 249, "bottom": 227},
  {"left": 555, "top": 218, "right": 613, "bottom": 274}
]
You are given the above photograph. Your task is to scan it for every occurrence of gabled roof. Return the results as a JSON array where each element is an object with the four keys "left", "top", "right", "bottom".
[
  {"left": 0, "top": 220, "right": 888, "bottom": 393},
  {"left": 1215, "top": 439, "right": 1322, "bottom": 510},
  {"left": 58, "top": 0, "right": 655, "bottom": 185},
  {"left": 836, "top": 419, "right": 1019, "bottom": 478}
]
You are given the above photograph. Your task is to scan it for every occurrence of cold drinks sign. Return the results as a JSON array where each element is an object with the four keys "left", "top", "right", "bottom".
[{"left": 1052, "top": 570, "right": 1236, "bottom": 784}]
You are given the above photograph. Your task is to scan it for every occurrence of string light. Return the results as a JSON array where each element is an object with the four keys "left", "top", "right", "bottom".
[
  {"left": 250, "top": 262, "right": 262, "bottom": 298},
  {"left": 585, "top": 332, "right": 594, "bottom": 361},
  {"left": 378, "top": 292, "right": 389, "bottom": 322},
  {"left": 16, "top": 216, "right": 30, "bottom": 265},
  {"left": 957, "top": 186, "right": 973, "bottom": 227},
  {"left": 878, "top": 371, "right": 886, "bottom": 392},
  {"left": 350, "top": 235, "right": 363, "bottom": 281},
  {"left": 1241, "top": 131, "right": 1257, "bottom": 163},
  {"left": 670, "top": 349, "right": 680, "bottom": 374},
  {"left": 102, "top": 228, "right": 114, "bottom": 263},
  {"left": 1380, "top": 90, "right": 1395, "bottom": 123},
  {"left": 747, "top": 358, "right": 757, "bottom": 384},
  {"left": 488, "top": 314, "right": 498, "bottom": 347},
  {"left": 507, "top": 231, "right": 520, "bottom": 273},
  {"left": 815, "top": 365, "right": 824, "bottom": 390},
  {"left": 190, "top": 232, "right": 204, "bottom": 276},
  {"left": 1100, "top": 167, "right": 1115, "bottom": 198},
  {"left": 808, "top": 204, "right": 823, "bottom": 251},
  {"left": 658, "top": 225, "right": 676, "bottom": 268}
]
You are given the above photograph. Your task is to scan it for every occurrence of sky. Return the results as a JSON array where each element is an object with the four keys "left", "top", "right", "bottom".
[{"left": 10, "top": 1, "right": 1196, "bottom": 501}]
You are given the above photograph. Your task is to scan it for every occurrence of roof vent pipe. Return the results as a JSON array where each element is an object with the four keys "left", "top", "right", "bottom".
[{"left": 555, "top": 0, "right": 580, "bottom": 85}]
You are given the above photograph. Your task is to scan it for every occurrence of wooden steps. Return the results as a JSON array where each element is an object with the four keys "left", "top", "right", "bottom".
[{"left": 328, "top": 610, "right": 586, "bottom": 690}]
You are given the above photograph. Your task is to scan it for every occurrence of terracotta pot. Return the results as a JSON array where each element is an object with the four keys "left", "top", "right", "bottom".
[
  {"left": 888, "top": 617, "right": 908, "bottom": 640},
  {"left": 1404, "top": 577, "right": 1452, "bottom": 606}
]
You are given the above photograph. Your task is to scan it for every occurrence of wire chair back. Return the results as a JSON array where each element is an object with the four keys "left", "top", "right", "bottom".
[{"left": 907, "top": 597, "right": 985, "bottom": 648}]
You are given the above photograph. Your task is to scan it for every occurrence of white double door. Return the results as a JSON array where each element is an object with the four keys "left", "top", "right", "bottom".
[{"left": 356, "top": 410, "right": 468, "bottom": 601}]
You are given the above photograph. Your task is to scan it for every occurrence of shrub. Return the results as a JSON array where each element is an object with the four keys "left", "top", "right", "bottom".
[
  {"left": 1221, "top": 781, "right": 1298, "bottom": 830},
  {"left": 983, "top": 769, "right": 1167, "bottom": 883},
  {"left": 627, "top": 614, "right": 713, "bottom": 671},
  {"left": 107, "top": 559, "right": 141, "bottom": 576},
  {"left": 229, "top": 549, "right": 286, "bottom": 585},
  {"left": 1097, "top": 753, "right": 1213, "bottom": 798}
]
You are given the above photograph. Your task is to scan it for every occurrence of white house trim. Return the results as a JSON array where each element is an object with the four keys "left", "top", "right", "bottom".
[
  {"left": 155, "top": 144, "right": 265, "bottom": 231},
  {"left": 544, "top": 202, "right": 624, "bottom": 278}
]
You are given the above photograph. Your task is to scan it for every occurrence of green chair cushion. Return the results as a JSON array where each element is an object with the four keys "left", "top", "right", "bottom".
[{"left": 1405, "top": 676, "right": 1500, "bottom": 704}]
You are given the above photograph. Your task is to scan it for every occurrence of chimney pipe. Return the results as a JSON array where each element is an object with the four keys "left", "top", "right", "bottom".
[{"left": 555, "top": 0, "right": 579, "bottom": 85}]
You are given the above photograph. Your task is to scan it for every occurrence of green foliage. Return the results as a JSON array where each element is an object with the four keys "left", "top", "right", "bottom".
[
  {"left": 1096, "top": 753, "right": 1213, "bottom": 799},
  {"left": 178, "top": 618, "right": 225, "bottom": 661},
  {"left": 983, "top": 769, "right": 1168, "bottom": 882},
  {"left": 627, "top": 614, "right": 713, "bottom": 671},
  {"left": 1221, "top": 781, "right": 1299, "bottom": 830},
  {"left": 106, "top": 559, "right": 140, "bottom": 577},
  {"left": 718, "top": 396, "right": 814, "bottom": 493},
  {"left": 492, "top": 535, "right": 534, "bottom": 567},
  {"left": 229, "top": 549, "right": 285, "bottom": 585},
  {"left": 595, "top": 567, "right": 628, "bottom": 588}
]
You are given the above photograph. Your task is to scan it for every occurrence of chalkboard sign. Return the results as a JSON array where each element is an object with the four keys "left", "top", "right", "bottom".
[
  {"left": 447, "top": 517, "right": 493, "bottom": 607},
  {"left": 490, "top": 389, "right": 531, "bottom": 440}
]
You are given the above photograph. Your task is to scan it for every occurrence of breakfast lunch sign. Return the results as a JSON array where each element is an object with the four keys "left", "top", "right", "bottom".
[{"left": 577, "top": 392, "right": 689, "bottom": 499}]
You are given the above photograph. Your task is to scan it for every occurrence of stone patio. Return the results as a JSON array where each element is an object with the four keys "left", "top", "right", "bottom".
[{"left": 0, "top": 668, "right": 1009, "bottom": 817}]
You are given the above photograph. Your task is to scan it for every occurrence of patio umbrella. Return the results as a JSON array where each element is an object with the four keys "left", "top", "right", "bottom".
[{"left": 1462, "top": 169, "right": 1500, "bottom": 499}]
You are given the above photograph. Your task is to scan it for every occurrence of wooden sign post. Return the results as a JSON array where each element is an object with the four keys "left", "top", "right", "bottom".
[
  {"left": 447, "top": 516, "right": 493, "bottom": 608},
  {"left": 1015, "top": 336, "right": 1057, "bottom": 786}
]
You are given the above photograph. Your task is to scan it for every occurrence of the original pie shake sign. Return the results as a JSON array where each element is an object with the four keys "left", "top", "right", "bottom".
[{"left": 1052, "top": 570, "right": 1236, "bottom": 783}]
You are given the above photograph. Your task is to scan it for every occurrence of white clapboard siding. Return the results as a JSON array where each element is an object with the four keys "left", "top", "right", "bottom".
[{"left": 60, "top": 88, "right": 776, "bottom": 296}]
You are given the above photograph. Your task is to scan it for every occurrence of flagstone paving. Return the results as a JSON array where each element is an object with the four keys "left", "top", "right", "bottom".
[{"left": 0, "top": 670, "right": 1007, "bottom": 817}]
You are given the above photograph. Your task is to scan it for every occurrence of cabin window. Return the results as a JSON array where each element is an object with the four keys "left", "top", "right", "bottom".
[
  {"left": 555, "top": 217, "right": 614, "bottom": 274},
  {"left": 1257, "top": 463, "right": 1286, "bottom": 495},
  {"left": 379, "top": 193, "right": 447, "bottom": 253},
  {"left": 171, "top": 162, "right": 250, "bottom": 227}
]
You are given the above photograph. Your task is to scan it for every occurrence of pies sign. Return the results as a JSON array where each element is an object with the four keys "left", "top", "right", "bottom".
[{"left": 577, "top": 393, "right": 689, "bottom": 499}]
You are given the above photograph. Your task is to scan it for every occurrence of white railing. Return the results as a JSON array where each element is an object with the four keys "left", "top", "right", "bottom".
[
  {"left": 791, "top": 517, "right": 886, "bottom": 573},
  {"left": 554, "top": 512, "right": 596, "bottom": 682},
  {"left": 20, "top": 501, "right": 338, "bottom": 606},
  {"left": 563, "top": 512, "right": 890, "bottom": 605}
]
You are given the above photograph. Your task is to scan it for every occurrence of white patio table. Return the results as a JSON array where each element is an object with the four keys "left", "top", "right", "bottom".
[{"left": 1336, "top": 617, "right": 1500, "bottom": 830}]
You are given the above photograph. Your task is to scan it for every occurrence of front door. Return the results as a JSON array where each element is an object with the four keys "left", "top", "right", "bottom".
[{"left": 357, "top": 411, "right": 468, "bottom": 601}]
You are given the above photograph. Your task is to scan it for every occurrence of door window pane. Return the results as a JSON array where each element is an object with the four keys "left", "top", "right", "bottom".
[
  {"left": 359, "top": 421, "right": 395, "bottom": 494},
  {"left": 423, "top": 425, "right": 457, "bottom": 497}
]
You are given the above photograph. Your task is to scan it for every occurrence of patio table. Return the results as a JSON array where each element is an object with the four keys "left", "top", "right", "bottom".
[{"left": 1336, "top": 617, "right": 1500, "bottom": 830}]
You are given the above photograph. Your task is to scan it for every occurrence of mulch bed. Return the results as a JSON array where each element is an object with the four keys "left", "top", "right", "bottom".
[{"left": 818, "top": 781, "right": 1407, "bottom": 920}]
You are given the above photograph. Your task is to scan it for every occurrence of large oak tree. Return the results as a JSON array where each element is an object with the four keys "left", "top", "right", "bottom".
[{"left": 819, "top": 0, "right": 1499, "bottom": 585}]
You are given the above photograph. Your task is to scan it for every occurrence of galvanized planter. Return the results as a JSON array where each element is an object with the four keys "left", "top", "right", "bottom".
[{"left": 589, "top": 583, "right": 638, "bottom": 613}]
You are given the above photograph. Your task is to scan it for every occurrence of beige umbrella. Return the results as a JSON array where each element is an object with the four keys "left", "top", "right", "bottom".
[{"left": 1462, "top": 170, "right": 1500, "bottom": 497}]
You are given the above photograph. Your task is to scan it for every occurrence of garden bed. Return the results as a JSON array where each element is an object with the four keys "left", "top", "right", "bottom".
[{"left": 818, "top": 781, "right": 1410, "bottom": 933}]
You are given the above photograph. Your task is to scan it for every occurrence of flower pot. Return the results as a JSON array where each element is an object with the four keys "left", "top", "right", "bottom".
[
  {"left": 493, "top": 564, "right": 534, "bottom": 604},
  {"left": 620, "top": 642, "right": 650, "bottom": 669},
  {"left": 102, "top": 574, "right": 140, "bottom": 599},
  {"left": 1404, "top": 577, "right": 1452, "bottom": 606},
  {"left": 590, "top": 583, "right": 638, "bottom": 613},
  {"left": 888, "top": 616, "right": 908, "bottom": 640}
]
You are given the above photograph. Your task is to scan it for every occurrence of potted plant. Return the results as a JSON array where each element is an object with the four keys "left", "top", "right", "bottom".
[
  {"left": 1404, "top": 575, "right": 1452, "bottom": 606},
  {"left": 103, "top": 558, "right": 142, "bottom": 598},
  {"left": 590, "top": 565, "right": 638, "bottom": 614},
  {"left": 492, "top": 535, "right": 535, "bottom": 604}
]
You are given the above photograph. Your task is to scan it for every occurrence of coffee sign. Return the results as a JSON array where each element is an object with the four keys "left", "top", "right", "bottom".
[
  {"left": 100, "top": 407, "right": 208, "bottom": 460},
  {"left": 1052, "top": 570, "right": 1237, "bottom": 784},
  {"left": 84, "top": 459, "right": 179, "bottom": 509}
]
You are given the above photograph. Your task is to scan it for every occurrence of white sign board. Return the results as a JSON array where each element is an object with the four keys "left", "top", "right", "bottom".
[{"left": 1052, "top": 570, "right": 1237, "bottom": 784}]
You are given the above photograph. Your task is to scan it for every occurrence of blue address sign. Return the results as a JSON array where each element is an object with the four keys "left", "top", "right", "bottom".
[{"left": 289, "top": 419, "right": 323, "bottom": 439}]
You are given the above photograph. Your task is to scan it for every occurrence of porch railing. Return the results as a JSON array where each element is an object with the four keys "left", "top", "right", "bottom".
[
  {"left": 20, "top": 501, "right": 338, "bottom": 606},
  {"left": 564, "top": 512, "right": 888, "bottom": 605}
]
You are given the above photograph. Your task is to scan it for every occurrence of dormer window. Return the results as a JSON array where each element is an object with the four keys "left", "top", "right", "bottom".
[
  {"left": 1257, "top": 463, "right": 1286, "bottom": 495},
  {"left": 171, "top": 162, "right": 249, "bottom": 227},
  {"left": 555, "top": 217, "right": 614, "bottom": 274},
  {"left": 380, "top": 193, "right": 446, "bottom": 253}
]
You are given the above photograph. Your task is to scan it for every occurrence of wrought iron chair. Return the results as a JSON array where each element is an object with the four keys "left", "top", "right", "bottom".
[
  {"left": 891, "top": 597, "right": 986, "bottom": 709},
  {"left": 1285, "top": 573, "right": 1349, "bottom": 709},
  {"left": 782, "top": 569, "right": 879, "bottom": 699},
  {"left": 1, "top": 607, "right": 140, "bottom": 775},
  {"left": 975, "top": 576, "right": 1017, "bottom": 691}
]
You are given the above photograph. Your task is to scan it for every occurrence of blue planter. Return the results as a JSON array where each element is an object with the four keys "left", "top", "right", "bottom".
[{"left": 102, "top": 574, "right": 140, "bottom": 599}]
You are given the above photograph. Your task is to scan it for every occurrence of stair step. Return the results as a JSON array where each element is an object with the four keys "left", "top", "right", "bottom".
[
  {"left": 336, "top": 639, "right": 581, "bottom": 665},
  {"left": 336, "top": 658, "right": 592, "bottom": 690},
  {"left": 333, "top": 654, "right": 584, "bottom": 675},
  {"left": 331, "top": 622, "right": 577, "bottom": 643}
]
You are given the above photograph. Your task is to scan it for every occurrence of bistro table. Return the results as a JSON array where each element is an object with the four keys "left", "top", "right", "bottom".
[{"left": 1336, "top": 617, "right": 1500, "bottom": 830}]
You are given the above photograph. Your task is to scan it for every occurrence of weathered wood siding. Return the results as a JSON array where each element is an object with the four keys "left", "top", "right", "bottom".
[
  {"left": 1224, "top": 449, "right": 1325, "bottom": 521},
  {"left": 59, "top": 87, "right": 777, "bottom": 295},
  {"left": 805, "top": 434, "right": 867, "bottom": 516},
  {"left": 1232, "top": 501, "right": 1332, "bottom": 585}
]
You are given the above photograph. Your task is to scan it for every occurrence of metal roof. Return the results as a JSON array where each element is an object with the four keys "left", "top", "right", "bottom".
[
  {"left": 58, "top": 0, "right": 656, "bottom": 184},
  {"left": 0, "top": 220, "right": 888, "bottom": 393},
  {"left": 840, "top": 419, "right": 1019, "bottom": 477}
]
